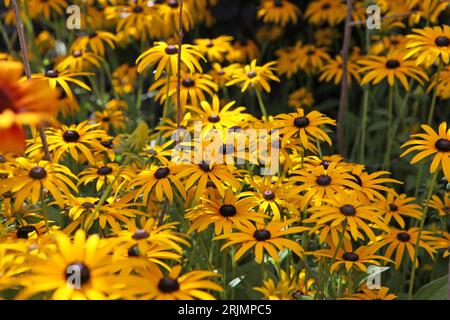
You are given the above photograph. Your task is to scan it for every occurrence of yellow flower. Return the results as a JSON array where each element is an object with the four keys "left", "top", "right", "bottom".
[
  {"left": 55, "top": 50, "right": 101, "bottom": 72},
  {"left": 136, "top": 42, "right": 205, "bottom": 79},
  {"left": 71, "top": 30, "right": 117, "bottom": 56},
  {"left": 194, "top": 35, "right": 234, "bottom": 63},
  {"left": 305, "top": 0, "right": 346, "bottom": 26},
  {"left": 257, "top": 0, "right": 301, "bottom": 27},
  {"left": 405, "top": 25, "right": 450, "bottom": 67},
  {"left": 0, "top": 157, "right": 78, "bottom": 210},
  {"left": 127, "top": 265, "right": 222, "bottom": 300},
  {"left": 319, "top": 55, "right": 361, "bottom": 84},
  {"left": 185, "top": 189, "right": 265, "bottom": 235},
  {"left": 215, "top": 218, "right": 308, "bottom": 264},
  {"left": 30, "top": 69, "right": 93, "bottom": 100},
  {"left": 429, "top": 193, "right": 450, "bottom": 217},
  {"left": 226, "top": 59, "right": 280, "bottom": 93},
  {"left": 26, "top": 121, "right": 109, "bottom": 165},
  {"left": 16, "top": 230, "right": 134, "bottom": 300},
  {"left": 401, "top": 122, "right": 450, "bottom": 181},
  {"left": 359, "top": 51, "right": 429, "bottom": 90}
]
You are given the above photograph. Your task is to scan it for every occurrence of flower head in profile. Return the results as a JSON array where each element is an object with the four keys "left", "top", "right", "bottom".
[
  {"left": 136, "top": 42, "right": 205, "bottom": 79},
  {"left": 226, "top": 60, "right": 280, "bottom": 93},
  {"left": 405, "top": 25, "right": 450, "bottom": 67},
  {"left": 257, "top": 0, "right": 301, "bottom": 27},
  {"left": 401, "top": 122, "right": 450, "bottom": 181}
]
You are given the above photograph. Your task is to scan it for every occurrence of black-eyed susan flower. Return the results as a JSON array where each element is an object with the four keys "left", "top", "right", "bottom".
[
  {"left": 215, "top": 218, "right": 308, "bottom": 264},
  {"left": 296, "top": 44, "right": 331, "bottom": 75},
  {"left": 429, "top": 193, "right": 450, "bottom": 217},
  {"left": 113, "top": 217, "right": 189, "bottom": 260},
  {"left": 186, "top": 95, "right": 245, "bottom": 133},
  {"left": 150, "top": 71, "right": 218, "bottom": 108},
  {"left": 288, "top": 88, "right": 314, "bottom": 109},
  {"left": 359, "top": 51, "right": 429, "bottom": 90},
  {"left": 289, "top": 162, "right": 360, "bottom": 209},
  {"left": 307, "top": 191, "right": 389, "bottom": 241},
  {"left": 30, "top": 69, "right": 93, "bottom": 100},
  {"left": 28, "top": 0, "right": 67, "bottom": 20},
  {"left": 405, "top": 25, "right": 450, "bottom": 67},
  {"left": 78, "top": 161, "right": 134, "bottom": 192},
  {"left": 305, "top": 0, "right": 346, "bottom": 26},
  {"left": 0, "top": 157, "right": 77, "bottom": 210},
  {"left": 177, "top": 159, "right": 241, "bottom": 201},
  {"left": 313, "top": 241, "right": 390, "bottom": 272},
  {"left": 319, "top": 55, "right": 361, "bottom": 85},
  {"left": 257, "top": 0, "right": 301, "bottom": 27},
  {"left": 194, "top": 36, "right": 234, "bottom": 63},
  {"left": 128, "top": 162, "right": 186, "bottom": 203},
  {"left": 185, "top": 189, "right": 265, "bottom": 235},
  {"left": 273, "top": 108, "right": 335, "bottom": 150},
  {"left": 429, "top": 232, "right": 450, "bottom": 257},
  {"left": 342, "top": 286, "right": 397, "bottom": 300},
  {"left": 127, "top": 265, "right": 222, "bottom": 300},
  {"left": 373, "top": 228, "right": 436, "bottom": 269},
  {"left": 56, "top": 50, "right": 101, "bottom": 72},
  {"left": 226, "top": 59, "right": 280, "bottom": 93},
  {"left": 158, "top": 0, "right": 195, "bottom": 36},
  {"left": 240, "top": 176, "right": 298, "bottom": 221},
  {"left": 376, "top": 193, "right": 422, "bottom": 228},
  {"left": 136, "top": 42, "right": 205, "bottom": 79},
  {"left": 26, "top": 121, "right": 109, "bottom": 165},
  {"left": 401, "top": 122, "right": 450, "bottom": 181},
  {"left": 71, "top": 30, "right": 117, "bottom": 56},
  {"left": 17, "top": 230, "right": 133, "bottom": 300}
]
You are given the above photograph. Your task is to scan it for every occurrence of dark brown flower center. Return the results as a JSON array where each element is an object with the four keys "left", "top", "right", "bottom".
[
  {"left": 81, "top": 202, "right": 94, "bottom": 209},
  {"left": 321, "top": 160, "right": 331, "bottom": 169},
  {"left": 72, "top": 50, "right": 83, "bottom": 58},
  {"left": 65, "top": 262, "right": 90, "bottom": 285},
  {"left": 263, "top": 190, "right": 276, "bottom": 200},
  {"left": 389, "top": 203, "right": 399, "bottom": 212},
  {"left": 206, "top": 41, "right": 214, "bottom": 48},
  {"left": 165, "top": 45, "right": 179, "bottom": 55},
  {"left": 132, "top": 229, "right": 150, "bottom": 240},
  {"left": 101, "top": 140, "right": 114, "bottom": 149},
  {"left": 396, "top": 232, "right": 411, "bottom": 242},
  {"left": 294, "top": 116, "right": 310, "bottom": 128},
  {"left": 435, "top": 36, "right": 450, "bottom": 47},
  {"left": 219, "top": 204, "right": 237, "bottom": 217},
  {"left": 246, "top": 70, "right": 257, "bottom": 79},
  {"left": 316, "top": 174, "right": 331, "bottom": 186},
  {"left": 182, "top": 77, "right": 195, "bottom": 87},
  {"left": 253, "top": 229, "right": 271, "bottom": 241},
  {"left": 0, "top": 155, "right": 5, "bottom": 163},
  {"left": 198, "top": 161, "right": 212, "bottom": 172},
  {"left": 45, "top": 69, "right": 59, "bottom": 78},
  {"left": 274, "top": 0, "right": 283, "bottom": 7},
  {"left": 208, "top": 114, "right": 221, "bottom": 123},
  {"left": 63, "top": 130, "right": 80, "bottom": 143},
  {"left": 435, "top": 139, "right": 450, "bottom": 152},
  {"left": 29, "top": 166, "right": 47, "bottom": 180},
  {"left": 340, "top": 204, "right": 356, "bottom": 216},
  {"left": 342, "top": 252, "right": 359, "bottom": 261},
  {"left": 127, "top": 245, "right": 139, "bottom": 257},
  {"left": 306, "top": 49, "right": 315, "bottom": 56},
  {"left": 158, "top": 277, "right": 180, "bottom": 293},
  {"left": 133, "top": 5, "right": 143, "bottom": 13},
  {"left": 322, "top": 3, "right": 331, "bottom": 9},
  {"left": 97, "top": 166, "right": 113, "bottom": 175},
  {"left": 16, "top": 225, "right": 38, "bottom": 239},
  {"left": 385, "top": 59, "right": 400, "bottom": 69},
  {"left": 154, "top": 167, "right": 170, "bottom": 179}
]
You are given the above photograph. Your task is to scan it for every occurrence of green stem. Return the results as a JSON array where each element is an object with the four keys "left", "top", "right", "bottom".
[
  {"left": 408, "top": 170, "right": 439, "bottom": 300},
  {"left": 383, "top": 85, "right": 395, "bottom": 170},
  {"left": 255, "top": 89, "right": 268, "bottom": 121},
  {"left": 84, "top": 155, "right": 132, "bottom": 232},
  {"left": 325, "top": 219, "right": 348, "bottom": 299},
  {"left": 427, "top": 63, "right": 442, "bottom": 125},
  {"left": 359, "top": 86, "right": 369, "bottom": 163},
  {"left": 40, "top": 183, "right": 49, "bottom": 231},
  {"left": 163, "top": 73, "right": 172, "bottom": 119}
]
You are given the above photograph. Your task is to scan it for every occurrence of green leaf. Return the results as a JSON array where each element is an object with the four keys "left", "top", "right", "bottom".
[{"left": 414, "top": 276, "right": 448, "bottom": 300}]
